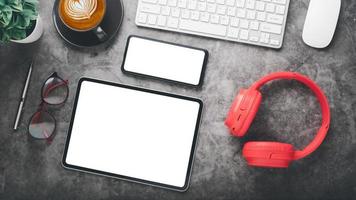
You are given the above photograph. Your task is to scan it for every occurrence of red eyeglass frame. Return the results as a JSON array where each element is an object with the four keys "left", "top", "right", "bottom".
[{"left": 28, "top": 72, "right": 69, "bottom": 143}]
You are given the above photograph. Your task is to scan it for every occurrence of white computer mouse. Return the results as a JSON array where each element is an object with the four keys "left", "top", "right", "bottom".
[{"left": 302, "top": 0, "right": 341, "bottom": 48}]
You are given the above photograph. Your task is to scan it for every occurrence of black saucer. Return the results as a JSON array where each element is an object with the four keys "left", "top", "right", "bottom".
[{"left": 53, "top": 0, "right": 124, "bottom": 48}]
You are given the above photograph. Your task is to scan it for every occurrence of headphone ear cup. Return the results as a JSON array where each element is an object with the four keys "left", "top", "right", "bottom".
[
  {"left": 242, "top": 142, "right": 295, "bottom": 168},
  {"left": 225, "top": 89, "right": 262, "bottom": 137}
]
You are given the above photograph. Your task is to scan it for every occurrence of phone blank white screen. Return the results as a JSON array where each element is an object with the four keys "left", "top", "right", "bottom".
[
  {"left": 123, "top": 37, "right": 206, "bottom": 85},
  {"left": 65, "top": 81, "right": 201, "bottom": 188}
]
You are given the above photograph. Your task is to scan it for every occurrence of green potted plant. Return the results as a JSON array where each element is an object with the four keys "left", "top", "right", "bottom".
[
  {"left": 0, "top": 0, "right": 42, "bottom": 67},
  {"left": 0, "top": 0, "right": 43, "bottom": 44}
]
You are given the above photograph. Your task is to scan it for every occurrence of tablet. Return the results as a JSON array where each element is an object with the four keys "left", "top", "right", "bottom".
[
  {"left": 63, "top": 78, "right": 203, "bottom": 191},
  {"left": 122, "top": 36, "right": 208, "bottom": 87}
]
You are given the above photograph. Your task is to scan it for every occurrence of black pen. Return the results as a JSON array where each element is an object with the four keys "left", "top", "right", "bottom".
[{"left": 13, "top": 61, "right": 33, "bottom": 130}]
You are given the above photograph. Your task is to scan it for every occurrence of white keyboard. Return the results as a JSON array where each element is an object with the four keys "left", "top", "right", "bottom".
[{"left": 135, "top": 0, "right": 290, "bottom": 49}]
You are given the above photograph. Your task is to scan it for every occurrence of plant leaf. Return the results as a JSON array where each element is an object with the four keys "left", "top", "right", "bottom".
[
  {"left": 23, "top": 2, "right": 36, "bottom": 11},
  {"left": 16, "top": 14, "right": 30, "bottom": 28},
  {"left": 0, "top": 12, "right": 3, "bottom": 25},
  {"left": 21, "top": 8, "right": 37, "bottom": 21},
  {"left": 8, "top": 27, "right": 26, "bottom": 40},
  {"left": 0, "top": 6, "right": 13, "bottom": 27},
  {"left": 25, "top": 0, "right": 39, "bottom": 5},
  {"left": 24, "top": 1, "right": 38, "bottom": 17},
  {"left": 9, "top": 0, "right": 23, "bottom": 12},
  {"left": 0, "top": 28, "right": 10, "bottom": 42},
  {"left": 0, "top": 0, "right": 6, "bottom": 7}
]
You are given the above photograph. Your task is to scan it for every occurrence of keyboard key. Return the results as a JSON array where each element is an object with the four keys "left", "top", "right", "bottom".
[
  {"left": 137, "top": 13, "right": 148, "bottom": 24},
  {"left": 260, "top": 32, "right": 270, "bottom": 43},
  {"left": 143, "top": 0, "right": 158, "bottom": 3},
  {"left": 220, "top": 16, "right": 229, "bottom": 25},
  {"left": 148, "top": 15, "right": 157, "bottom": 24},
  {"left": 172, "top": 8, "right": 181, "bottom": 17},
  {"left": 260, "top": 22, "right": 282, "bottom": 34},
  {"left": 246, "top": 0, "right": 255, "bottom": 9},
  {"left": 256, "top": 11, "right": 266, "bottom": 21},
  {"left": 273, "top": 0, "right": 286, "bottom": 5},
  {"left": 141, "top": 3, "right": 161, "bottom": 14},
  {"left": 217, "top": 5, "right": 227, "bottom": 15},
  {"left": 237, "top": 9, "right": 246, "bottom": 18},
  {"left": 270, "top": 39, "right": 280, "bottom": 46},
  {"left": 207, "top": 3, "right": 216, "bottom": 13},
  {"left": 159, "top": 0, "right": 168, "bottom": 5},
  {"left": 267, "top": 13, "right": 283, "bottom": 24},
  {"left": 178, "top": 0, "right": 187, "bottom": 8},
  {"left": 276, "top": 5, "right": 285, "bottom": 14},
  {"left": 227, "top": 7, "right": 236, "bottom": 16},
  {"left": 198, "top": 2, "right": 207, "bottom": 11},
  {"left": 227, "top": 27, "right": 239, "bottom": 38},
  {"left": 230, "top": 18, "right": 239, "bottom": 27},
  {"left": 247, "top": 10, "right": 256, "bottom": 19},
  {"left": 240, "top": 19, "right": 249, "bottom": 28},
  {"left": 226, "top": 0, "right": 235, "bottom": 6},
  {"left": 168, "top": 0, "right": 177, "bottom": 6},
  {"left": 188, "top": 0, "right": 197, "bottom": 9},
  {"left": 266, "top": 3, "right": 275, "bottom": 12},
  {"left": 157, "top": 16, "right": 167, "bottom": 26},
  {"left": 236, "top": 0, "right": 245, "bottom": 7},
  {"left": 249, "top": 35, "right": 259, "bottom": 42},
  {"left": 200, "top": 12, "right": 210, "bottom": 22},
  {"left": 182, "top": 9, "right": 190, "bottom": 18},
  {"left": 239, "top": 29, "right": 249, "bottom": 40},
  {"left": 167, "top": 17, "right": 179, "bottom": 28},
  {"left": 211, "top": 14, "right": 220, "bottom": 23},
  {"left": 250, "top": 21, "right": 259, "bottom": 30},
  {"left": 161, "top": 7, "right": 171, "bottom": 15},
  {"left": 260, "top": 38, "right": 269, "bottom": 44},
  {"left": 191, "top": 11, "right": 200, "bottom": 20},
  {"left": 256, "top": 1, "right": 265, "bottom": 11},
  {"left": 190, "top": 11, "right": 200, "bottom": 20},
  {"left": 180, "top": 19, "right": 227, "bottom": 36}
]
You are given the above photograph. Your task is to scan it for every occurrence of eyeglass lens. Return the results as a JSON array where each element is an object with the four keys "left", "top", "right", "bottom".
[
  {"left": 42, "top": 76, "right": 68, "bottom": 105},
  {"left": 29, "top": 111, "right": 56, "bottom": 139}
]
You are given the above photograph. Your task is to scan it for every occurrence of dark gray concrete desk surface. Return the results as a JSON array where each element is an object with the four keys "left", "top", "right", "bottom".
[{"left": 0, "top": 0, "right": 356, "bottom": 199}]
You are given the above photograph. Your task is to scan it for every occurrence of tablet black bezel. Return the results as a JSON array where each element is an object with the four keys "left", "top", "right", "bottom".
[
  {"left": 62, "top": 78, "right": 203, "bottom": 192},
  {"left": 121, "top": 35, "right": 209, "bottom": 87}
]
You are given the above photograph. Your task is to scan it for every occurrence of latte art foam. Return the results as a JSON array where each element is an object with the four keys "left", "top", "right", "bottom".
[
  {"left": 59, "top": 0, "right": 106, "bottom": 31},
  {"left": 64, "top": 0, "right": 98, "bottom": 20}
]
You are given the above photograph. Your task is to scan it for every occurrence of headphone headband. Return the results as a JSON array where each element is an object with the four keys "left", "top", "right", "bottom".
[{"left": 251, "top": 72, "right": 330, "bottom": 160}]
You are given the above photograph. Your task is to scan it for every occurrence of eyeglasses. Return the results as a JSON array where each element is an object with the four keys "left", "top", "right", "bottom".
[{"left": 28, "top": 72, "right": 69, "bottom": 142}]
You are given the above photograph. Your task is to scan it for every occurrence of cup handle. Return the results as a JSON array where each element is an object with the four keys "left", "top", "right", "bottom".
[{"left": 93, "top": 26, "right": 107, "bottom": 42}]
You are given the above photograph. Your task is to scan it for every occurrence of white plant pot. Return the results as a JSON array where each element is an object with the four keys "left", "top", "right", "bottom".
[
  {"left": 11, "top": 15, "right": 43, "bottom": 44},
  {"left": 0, "top": 15, "right": 43, "bottom": 68}
]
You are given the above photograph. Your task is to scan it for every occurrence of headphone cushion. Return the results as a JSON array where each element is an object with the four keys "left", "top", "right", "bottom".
[
  {"left": 225, "top": 89, "right": 262, "bottom": 137},
  {"left": 242, "top": 142, "right": 295, "bottom": 168}
]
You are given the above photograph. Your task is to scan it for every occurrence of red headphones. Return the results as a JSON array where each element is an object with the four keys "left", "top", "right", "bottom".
[{"left": 225, "top": 72, "right": 331, "bottom": 168}]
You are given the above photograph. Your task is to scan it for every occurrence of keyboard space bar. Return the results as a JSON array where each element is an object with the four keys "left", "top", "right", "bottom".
[{"left": 179, "top": 20, "right": 227, "bottom": 37}]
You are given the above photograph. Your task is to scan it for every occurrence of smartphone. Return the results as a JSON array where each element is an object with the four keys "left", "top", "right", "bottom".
[{"left": 121, "top": 35, "right": 208, "bottom": 87}]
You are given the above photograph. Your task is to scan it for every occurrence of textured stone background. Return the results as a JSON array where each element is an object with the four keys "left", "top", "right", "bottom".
[{"left": 1, "top": 0, "right": 356, "bottom": 199}]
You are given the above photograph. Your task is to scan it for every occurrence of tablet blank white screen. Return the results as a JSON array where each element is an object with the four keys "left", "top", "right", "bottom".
[
  {"left": 65, "top": 81, "right": 201, "bottom": 188},
  {"left": 123, "top": 37, "right": 206, "bottom": 85}
]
